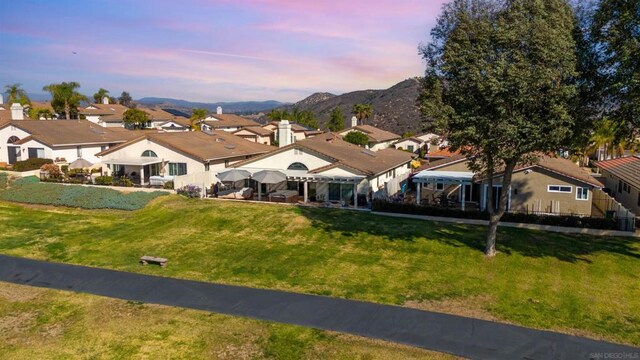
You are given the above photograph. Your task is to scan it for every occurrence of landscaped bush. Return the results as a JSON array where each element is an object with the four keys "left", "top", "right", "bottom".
[
  {"left": 176, "top": 185, "right": 201, "bottom": 198},
  {"left": 40, "top": 163, "right": 63, "bottom": 179},
  {"left": 371, "top": 199, "right": 618, "bottom": 230},
  {"left": 94, "top": 176, "right": 113, "bottom": 186},
  {"left": 163, "top": 181, "right": 174, "bottom": 190},
  {"left": 12, "top": 158, "right": 53, "bottom": 172},
  {"left": 0, "top": 180, "right": 167, "bottom": 210}
]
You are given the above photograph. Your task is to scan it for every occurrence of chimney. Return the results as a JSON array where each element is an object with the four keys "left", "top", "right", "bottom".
[
  {"left": 102, "top": 96, "right": 109, "bottom": 104},
  {"left": 216, "top": 106, "right": 222, "bottom": 115},
  {"left": 277, "top": 120, "right": 292, "bottom": 148},
  {"left": 10, "top": 103, "right": 24, "bottom": 120},
  {"left": 351, "top": 116, "right": 358, "bottom": 127},
  {"left": 0, "top": 94, "right": 3, "bottom": 104}
]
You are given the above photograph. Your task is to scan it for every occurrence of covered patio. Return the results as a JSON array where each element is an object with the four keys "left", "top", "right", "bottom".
[
  {"left": 103, "top": 157, "right": 170, "bottom": 186},
  {"left": 216, "top": 168, "right": 365, "bottom": 207},
  {"left": 412, "top": 170, "right": 476, "bottom": 210}
]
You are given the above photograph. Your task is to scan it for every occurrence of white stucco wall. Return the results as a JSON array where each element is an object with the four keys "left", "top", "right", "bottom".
[
  {"left": 237, "top": 148, "right": 333, "bottom": 171},
  {"left": 0, "top": 125, "right": 30, "bottom": 163}
]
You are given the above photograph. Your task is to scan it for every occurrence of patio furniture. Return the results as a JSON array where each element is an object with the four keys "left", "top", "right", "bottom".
[
  {"left": 268, "top": 190, "right": 299, "bottom": 203},
  {"left": 149, "top": 175, "right": 174, "bottom": 187},
  {"left": 218, "top": 187, "right": 254, "bottom": 200},
  {"left": 140, "top": 255, "right": 167, "bottom": 267}
]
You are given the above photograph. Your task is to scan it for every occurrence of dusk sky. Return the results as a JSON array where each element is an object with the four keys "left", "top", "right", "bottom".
[{"left": 0, "top": 0, "right": 447, "bottom": 103}]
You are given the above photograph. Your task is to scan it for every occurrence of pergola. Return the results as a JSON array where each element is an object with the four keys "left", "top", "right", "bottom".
[
  {"left": 412, "top": 170, "right": 475, "bottom": 210},
  {"left": 103, "top": 157, "right": 166, "bottom": 185}
]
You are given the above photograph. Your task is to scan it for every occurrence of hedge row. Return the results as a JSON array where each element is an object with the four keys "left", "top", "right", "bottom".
[
  {"left": 0, "top": 179, "right": 167, "bottom": 210},
  {"left": 12, "top": 158, "right": 53, "bottom": 172},
  {"left": 371, "top": 199, "right": 618, "bottom": 230}
]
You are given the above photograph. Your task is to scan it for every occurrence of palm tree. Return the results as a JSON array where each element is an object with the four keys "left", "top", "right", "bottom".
[
  {"left": 351, "top": 104, "right": 372, "bottom": 125},
  {"left": 92, "top": 88, "right": 110, "bottom": 103},
  {"left": 190, "top": 108, "right": 207, "bottom": 131},
  {"left": 43, "top": 82, "right": 88, "bottom": 120},
  {"left": 4, "top": 83, "right": 30, "bottom": 105},
  {"left": 587, "top": 118, "right": 623, "bottom": 161}
]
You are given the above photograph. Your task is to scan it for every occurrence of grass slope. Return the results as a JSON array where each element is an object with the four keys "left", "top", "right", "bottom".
[
  {"left": 0, "top": 282, "right": 448, "bottom": 359},
  {"left": 0, "top": 196, "right": 638, "bottom": 346}
]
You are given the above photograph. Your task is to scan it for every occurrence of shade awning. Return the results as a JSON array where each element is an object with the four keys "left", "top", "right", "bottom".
[
  {"left": 412, "top": 170, "right": 475, "bottom": 184},
  {"left": 103, "top": 157, "right": 165, "bottom": 166},
  {"left": 217, "top": 169, "right": 252, "bottom": 182}
]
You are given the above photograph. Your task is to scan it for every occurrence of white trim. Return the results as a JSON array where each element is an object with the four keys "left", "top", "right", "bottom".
[
  {"left": 547, "top": 185, "right": 572, "bottom": 193},
  {"left": 576, "top": 187, "right": 589, "bottom": 201}
]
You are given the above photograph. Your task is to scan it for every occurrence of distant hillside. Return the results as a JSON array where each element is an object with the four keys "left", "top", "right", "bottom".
[
  {"left": 280, "top": 78, "right": 425, "bottom": 134},
  {"left": 137, "top": 97, "right": 286, "bottom": 114}
]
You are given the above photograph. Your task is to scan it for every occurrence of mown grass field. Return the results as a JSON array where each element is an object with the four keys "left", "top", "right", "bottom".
[
  {"left": 0, "top": 282, "right": 448, "bottom": 359},
  {"left": 0, "top": 196, "right": 638, "bottom": 347}
]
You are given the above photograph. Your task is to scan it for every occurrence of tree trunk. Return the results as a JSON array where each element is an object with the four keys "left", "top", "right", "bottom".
[
  {"left": 484, "top": 160, "right": 517, "bottom": 257},
  {"left": 64, "top": 101, "right": 70, "bottom": 120}
]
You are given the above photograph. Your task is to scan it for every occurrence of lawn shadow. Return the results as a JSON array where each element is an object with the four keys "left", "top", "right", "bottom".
[{"left": 296, "top": 206, "right": 640, "bottom": 263}]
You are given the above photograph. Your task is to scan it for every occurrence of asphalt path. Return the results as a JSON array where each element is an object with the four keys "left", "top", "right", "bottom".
[{"left": 0, "top": 254, "right": 637, "bottom": 359}]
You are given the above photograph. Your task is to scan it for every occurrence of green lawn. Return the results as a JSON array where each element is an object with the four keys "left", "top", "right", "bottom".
[
  {"left": 0, "top": 282, "right": 448, "bottom": 359},
  {"left": 0, "top": 196, "right": 639, "bottom": 346}
]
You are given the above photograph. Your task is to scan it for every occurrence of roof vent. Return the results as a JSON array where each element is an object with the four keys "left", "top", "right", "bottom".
[
  {"left": 215, "top": 137, "right": 226, "bottom": 142},
  {"left": 361, "top": 149, "right": 376, "bottom": 157},
  {"left": 224, "top": 144, "right": 236, "bottom": 150}
]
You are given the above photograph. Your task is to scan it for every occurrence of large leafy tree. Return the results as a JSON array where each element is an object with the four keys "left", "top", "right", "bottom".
[
  {"left": 123, "top": 108, "right": 149, "bottom": 129},
  {"left": 266, "top": 109, "right": 290, "bottom": 121},
  {"left": 290, "top": 107, "right": 318, "bottom": 129},
  {"left": 327, "top": 107, "right": 345, "bottom": 131},
  {"left": 190, "top": 108, "right": 207, "bottom": 131},
  {"left": 4, "top": 83, "right": 30, "bottom": 105},
  {"left": 591, "top": 0, "right": 640, "bottom": 137},
  {"left": 343, "top": 131, "right": 369, "bottom": 146},
  {"left": 118, "top": 91, "right": 134, "bottom": 108},
  {"left": 93, "top": 88, "right": 111, "bottom": 104},
  {"left": 42, "top": 82, "right": 88, "bottom": 120},
  {"left": 351, "top": 104, "right": 372, "bottom": 125},
  {"left": 420, "top": 0, "right": 578, "bottom": 256}
]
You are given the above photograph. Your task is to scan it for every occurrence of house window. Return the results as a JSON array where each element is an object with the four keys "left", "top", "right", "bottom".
[
  {"left": 112, "top": 164, "right": 125, "bottom": 177},
  {"left": 224, "top": 159, "right": 230, "bottom": 167},
  {"left": 637, "top": 192, "right": 640, "bottom": 207},
  {"left": 548, "top": 185, "right": 572, "bottom": 193},
  {"left": 168, "top": 162, "right": 187, "bottom": 176},
  {"left": 27, "top": 148, "right": 45, "bottom": 159},
  {"left": 101, "top": 145, "right": 107, "bottom": 152},
  {"left": 436, "top": 182, "right": 444, "bottom": 191},
  {"left": 407, "top": 145, "right": 414, "bottom": 152},
  {"left": 77, "top": 146, "right": 82, "bottom": 157},
  {"left": 618, "top": 180, "right": 622, "bottom": 193},
  {"left": 328, "top": 183, "right": 341, "bottom": 201},
  {"left": 287, "top": 162, "right": 308, "bottom": 171},
  {"left": 205, "top": 163, "right": 210, "bottom": 171},
  {"left": 141, "top": 150, "right": 157, "bottom": 157},
  {"left": 576, "top": 187, "right": 589, "bottom": 200}
]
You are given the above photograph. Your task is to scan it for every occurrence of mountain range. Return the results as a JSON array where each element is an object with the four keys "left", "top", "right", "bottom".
[
  {"left": 137, "top": 98, "right": 286, "bottom": 114},
  {"left": 280, "top": 78, "right": 425, "bottom": 134}
]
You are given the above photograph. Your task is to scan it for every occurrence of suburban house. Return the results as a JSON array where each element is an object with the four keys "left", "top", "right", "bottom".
[
  {"left": 96, "top": 130, "right": 273, "bottom": 186},
  {"left": 229, "top": 122, "right": 415, "bottom": 206},
  {"left": 261, "top": 121, "right": 323, "bottom": 143},
  {"left": 232, "top": 126, "right": 274, "bottom": 145},
  {"left": 595, "top": 156, "right": 640, "bottom": 216},
  {"left": 394, "top": 137, "right": 426, "bottom": 154},
  {"left": 338, "top": 123, "right": 401, "bottom": 152},
  {"left": 200, "top": 107, "right": 261, "bottom": 132},
  {"left": 0, "top": 120, "right": 138, "bottom": 165},
  {"left": 80, "top": 99, "right": 190, "bottom": 131},
  {"left": 0, "top": 102, "right": 34, "bottom": 121},
  {"left": 413, "top": 154, "right": 602, "bottom": 215}
]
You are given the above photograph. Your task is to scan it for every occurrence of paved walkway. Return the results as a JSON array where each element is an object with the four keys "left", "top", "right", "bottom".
[{"left": 0, "top": 255, "right": 637, "bottom": 359}]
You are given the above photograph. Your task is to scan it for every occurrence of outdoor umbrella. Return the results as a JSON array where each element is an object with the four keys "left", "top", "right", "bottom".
[
  {"left": 216, "top": 169, "right": 251, "bottom": 183},
  {"left": 68, "top": 158, "right": 94, "bottom": 169},
  {"left": 252, "top": 170, "right": 287, "bottom": 184},
  {"left": 252, "top": 170, "right": 287, "bottom": 201}
]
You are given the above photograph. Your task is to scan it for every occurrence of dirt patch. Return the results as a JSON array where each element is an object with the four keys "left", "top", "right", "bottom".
[
  {"left": 404, "top": 295, "right": 502, "bottom": 323},
  {"left": 0, "top": 311, "right": 38, "bottom": 344},
  {"left": 0, "top": 283, "right": 44, "bottom": 302}
]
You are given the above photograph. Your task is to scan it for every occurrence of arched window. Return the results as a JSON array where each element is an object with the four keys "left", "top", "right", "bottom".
[
  {"left": 7, "top": 136, "right": 19, "bottom": 144},
  {"left": 287, "top": 162, "right": 308, "bottom": 171},
  {"left": 141, "top": 150, "right": 158, "bottom": 157}
]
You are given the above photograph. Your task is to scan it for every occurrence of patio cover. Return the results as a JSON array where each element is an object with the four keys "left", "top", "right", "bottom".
[
  {"left": 412, "top": 170, "right": 475, "bottom": 184},
  {"left": 102, "top": 157, "right": 164, "bottom": 166}
]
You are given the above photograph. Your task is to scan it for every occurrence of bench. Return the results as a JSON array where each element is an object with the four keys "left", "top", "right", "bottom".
[{"left": 140, "top": 255, "right": 167, "bottom": 267}]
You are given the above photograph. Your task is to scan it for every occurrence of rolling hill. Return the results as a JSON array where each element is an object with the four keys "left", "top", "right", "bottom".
[{"left": 280, "top": 78, "right": 426, "bottom": 134}]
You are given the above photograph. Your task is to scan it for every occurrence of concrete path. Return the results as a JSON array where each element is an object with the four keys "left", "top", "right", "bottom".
[{"left": 0, "top": 255, "right": 637, "bottom": 359}]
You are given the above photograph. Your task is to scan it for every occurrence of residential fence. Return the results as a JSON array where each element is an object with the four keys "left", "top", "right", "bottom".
[
  {"left": 592, "top": 188, "right": 637, "bottom": 232},
  {"left": 173, "top": 171, "right": 216, "bottom": 198}
]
